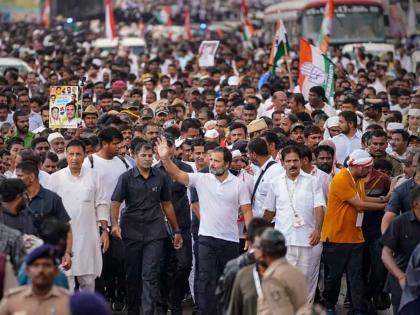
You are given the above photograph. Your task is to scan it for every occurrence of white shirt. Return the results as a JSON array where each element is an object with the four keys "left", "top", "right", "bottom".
[
  {"left": 29, "top": 111, "right": 43, "bottom": 132},
  {"left": 252, "top": 158, "right": 284, "bottom": 218},
  {"left": 83, "top": 154, "right": 129, "bottom": 222},
  {"left": 309, "top": 166, "right": 331, "bottom": 202},
  {"left": 390, "top": 104, "right": 410, "bottom": 116},
  {"left": 46, "top": 166, "right": 108, "bottom": 277},
  {"left": 263, "top": 171, "right": 325, "bottom": 247},
  {"left": 332, "top": 130, "right": 363, "bottom": 165},
  {"left": 188, "top": 172, "right": 251, "bottom": 242}
]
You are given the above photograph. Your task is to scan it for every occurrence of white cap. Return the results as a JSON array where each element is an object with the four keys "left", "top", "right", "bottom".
[
  {"left": 175, "top": 138, "right": 185, "bottom": 148},
  {"left": 408, "top": 108, "right": 420, "bottom": 117},
  {"left": 47, "top": 132, "right": 64, "bottom": 143},
  {"left": 325, "top": 116, "right": 340, "bottom": 128},
  {"left": 204, "top": 120, "right": 217, "bottom": 131},
  {"left": 387, "top": 122, "right": 405, "bottom": 131},
  {"left": 231, "top": 150, "right": 242, "bottom": 159},
  {"left": 204, "top": 129, "right": 219, "bottom": 139}
]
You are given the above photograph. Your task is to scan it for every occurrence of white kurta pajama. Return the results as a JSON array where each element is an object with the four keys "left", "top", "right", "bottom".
[{"left": 47, "top": 166, "right": 108, "bottom": 288}]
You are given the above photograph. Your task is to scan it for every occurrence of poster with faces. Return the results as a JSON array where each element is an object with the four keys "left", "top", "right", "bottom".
[
  {"left": 198, "top": 41, "right": 220, "bottom": 67},
  {"left": 49, "top": 86, "right": 82, "bottom": 129}
]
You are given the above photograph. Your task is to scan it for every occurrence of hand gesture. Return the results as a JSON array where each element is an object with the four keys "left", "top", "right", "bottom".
[{"left": 156, "top": 136, "right": 171, "bottom": 161}]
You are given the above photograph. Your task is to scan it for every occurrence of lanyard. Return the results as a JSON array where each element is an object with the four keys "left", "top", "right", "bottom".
[
  {"left": 284, "top": 176, "right": 299, "bottom": 216},
  {"left": 253, "top": 265, "right": 263, "bottom": 298}
]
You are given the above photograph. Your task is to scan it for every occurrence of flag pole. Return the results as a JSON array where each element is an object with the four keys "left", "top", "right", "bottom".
[{"left": 283, "top": 39, "right": 294, "bottom": 91}]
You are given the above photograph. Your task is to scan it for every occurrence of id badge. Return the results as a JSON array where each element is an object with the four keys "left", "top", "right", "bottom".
[{"left": 293, "top": 212, "right": 305, "bottom": 228}]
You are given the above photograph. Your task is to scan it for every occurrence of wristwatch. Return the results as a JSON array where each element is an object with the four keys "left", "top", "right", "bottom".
[{"left": 174, "top": 230, "right": 181, "bottom": 234}]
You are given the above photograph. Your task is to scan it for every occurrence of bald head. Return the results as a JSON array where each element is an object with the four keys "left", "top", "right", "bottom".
[{"left": 273, "top": 91, "right": 288, "bottom": 112}]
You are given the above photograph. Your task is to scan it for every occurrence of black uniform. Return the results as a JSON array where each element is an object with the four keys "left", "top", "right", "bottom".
[{"left": 111, "top": 167, "right": 171, "bottom": 315}]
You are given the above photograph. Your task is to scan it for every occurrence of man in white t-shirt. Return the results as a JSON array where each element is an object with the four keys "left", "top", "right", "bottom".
[
  {"left": 82, "top": 127, "right": 129, "bottom": 311},
  {"left": 156, "top": 137, "right": 253, "bottom": 315}
]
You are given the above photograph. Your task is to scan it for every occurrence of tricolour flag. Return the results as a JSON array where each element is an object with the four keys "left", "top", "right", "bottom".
[
  {"left": 105, "top": 0, "right": 116, "bottom": 39},
  {"left": 269, "top": 18, "right": 289, "bottom": 75},
  {"left": 240, "top": 0, "right": 254, "bottom": 41},
  {"left": 317, "top": 0, "right": 334, "bottom": 53},
  {"left": 299, "top": 38, "right": 335, "bottom": 101}
]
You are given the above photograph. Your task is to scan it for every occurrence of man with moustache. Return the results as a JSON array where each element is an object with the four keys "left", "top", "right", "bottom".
[
  {"left": 321, "top": 150, "right": 387, "bottom": 315},
  {"left": 156, "top": 137, "right": 253, "bottom": 315},
  {"left": 111, "top": 140, "right": 182, "bottom": 315},
  {"left": 263, "top": 145, "right": 325, "bottom": 302}
]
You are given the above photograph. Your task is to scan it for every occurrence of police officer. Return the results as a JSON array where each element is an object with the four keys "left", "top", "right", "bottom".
[
  {"left": 154, "top": 135, "right": 193, "bottom": 314},
  {"left": 0, "top": 244, "right": 71, "bottom": 315},
  {"left": 255, "top": 228, "right": 308, "bottom": 315},
  {"left": 111, "top": 140, "right": 183, "bottom": 315}
]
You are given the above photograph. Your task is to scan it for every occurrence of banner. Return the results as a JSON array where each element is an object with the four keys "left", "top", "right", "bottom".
[
  {"left": 198, "top": 41, "right": 220, "bottom": 68},
  {"left": 49, "top": 86, "right": 82, "bottom": 129},
  {"left": 298, "top": 38, "right": 335, "bottom": 101}
]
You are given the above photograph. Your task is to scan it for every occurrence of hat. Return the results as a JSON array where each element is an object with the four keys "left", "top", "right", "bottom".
[
  {"left": 155, "top": 105, "right": 169, "bottom": 116},
  {"left": 70, "top": 292, "right": 112, "bottom": 315},
  {"left": 204, "top": 129, "right": 219, "bottom": 139},
  {"left": 387, "top": 122, "right": 405, "bottom": 131},
  {"left": 112, "top": 80, "right": 126, "bottom": 90},
  {"left": 232, "top": 140, "right": 249, "bottom": 153},
  {"left": 140, "top": 107, "right": 154, "bottom": 119},
  {"left": 82, "top": 105, "right": 99, "bottom": 117},
  {"left": 123, "top": 100, "right": 141, "bottom": 109},
  {"left": 348, "top": 149, "right": 373, "bottom": 167},
  {"left": 163, "top": 119, "right": 177, "bottom": 129},
  {"left": 231, "top": 149, "right": 242, "bottom": 159},
  {"left": 255, "top": 228, "right": 286, "bottom": 256},
  {"left": 112, "top": 97, "right": 122, "bottom": 105},
  {"left": 171, "top": 98, "right": 186, "bottom": 108},
  {"left": 247, "top": 118, "right": 268, "bottom": 133},
  {"left": 188, "top": 87, "right": 201, "bottom": 95},
  {"left": 408, "top": 108, "right": 420, "bottom": 117},
  {"left": 325, "top": 116, "right": 339, "bottom": 128},
  {"left": 25, "top": 244, "right": 58, "bottom": 266},
  {"left": 204, "top": 120, "right": 217, "bottom": 131},
  {"left": 290, "top": 122, "right": 305, "bottom": 132},
  {"left": 47, "top": 132, "right": 64, "bottom": 143}
]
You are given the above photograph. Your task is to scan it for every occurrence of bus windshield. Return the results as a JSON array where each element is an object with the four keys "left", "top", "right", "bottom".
[{"left": 302, "top": 4, "right": 386, "bottom": 44}]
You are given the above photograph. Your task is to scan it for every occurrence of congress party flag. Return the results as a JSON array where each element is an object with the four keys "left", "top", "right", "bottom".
[
  {"left": 317, "top": 0, "right": 334, "bottom": 53},
  {"left": 269, "top": 17, "right": 289, "bottom": 76},
  {"left": 105, "top": 0, "right": 116, "bottom": 39},
  {"left": 298, "top": 38, "right": 335, "bottom": 101}
]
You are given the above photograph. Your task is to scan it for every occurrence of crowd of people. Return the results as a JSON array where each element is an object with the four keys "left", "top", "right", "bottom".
[{"left": 0, "top": 19, "right": 419, "bottom": 315}]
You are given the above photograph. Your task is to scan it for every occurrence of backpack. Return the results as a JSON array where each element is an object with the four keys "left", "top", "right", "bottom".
[{"left": 88, "top": 154, "right": 129, "bottom": 170}]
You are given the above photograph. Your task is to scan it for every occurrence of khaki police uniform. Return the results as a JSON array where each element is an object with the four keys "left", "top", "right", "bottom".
[
  {"left": 0, "top": 285, "right": 71, "bottom": 315},
  {"left": 257, "top": 258, "right": 308, "bottom": 315}
]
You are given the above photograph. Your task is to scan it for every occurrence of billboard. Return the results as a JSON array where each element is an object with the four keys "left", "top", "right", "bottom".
[{"left": 0, "top": 0, "right": 41, "bottom": 22}]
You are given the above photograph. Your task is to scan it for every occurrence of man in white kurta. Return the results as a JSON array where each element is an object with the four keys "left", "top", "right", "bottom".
[
  {"left": 47, "top": 140, "right": 109, "bottom": 292},
  {"left": 263, "top": 146, "right": 325, "bottom": 303}
]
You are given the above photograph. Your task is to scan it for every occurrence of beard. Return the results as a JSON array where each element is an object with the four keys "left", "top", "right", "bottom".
[
  {"left": 56, "top": 152, "right": 66, "bottom": 160},
  {"left": 318, "top": 163, "right": 333, "bottom": 174},
  {"left": 210, "top": 166, "right": 226, "bottom": 176}
]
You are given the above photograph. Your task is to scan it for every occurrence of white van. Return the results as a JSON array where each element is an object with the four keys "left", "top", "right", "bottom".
[{"left": 0, "top": 58, "right": 33, "bottom": 75}]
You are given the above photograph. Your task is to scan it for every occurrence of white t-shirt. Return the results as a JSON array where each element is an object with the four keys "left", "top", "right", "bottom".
[
  {"left": 82, "top": 154, "right": 129, "bottom": 203},
  {"left": 188, "top": 172, "right": 251, "bottom": 242}
]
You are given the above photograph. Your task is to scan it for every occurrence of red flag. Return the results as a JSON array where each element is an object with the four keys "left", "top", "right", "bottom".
[
  {"left": 105, "top": 0, "right": 116, "bottom": 39},
  {"left": 42, "top": 0, "right": 50, "bottom": 28},
  {"left": 184, "top": 7, "right": 192, "bottom": 41}
]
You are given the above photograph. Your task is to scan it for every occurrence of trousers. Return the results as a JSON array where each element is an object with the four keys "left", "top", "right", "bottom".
[
  {"left": 286, "top": 244, "right": 322, "bottom": 303},
  {"left": 323, "top": 242, "right": 365, "bottom": 312},
  {"left": 123, "top": 238, "right": 164, "bottom": 315},
  {"left": 197, "top": 235, "right": 239, "bottom": 315},
  {"left": 68, "top": 274, "right": 96, "bottom": 292}
]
